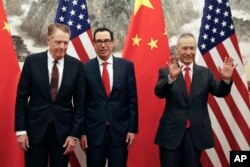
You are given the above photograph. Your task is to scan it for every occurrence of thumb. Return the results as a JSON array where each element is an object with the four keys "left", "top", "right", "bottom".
[
  {"left": 26, "top": 138, "right": 30, "bottom": 148},
  {"left": 63, "top": 139, "right": 68, "bottom": 148},
  {"left": 126, "top": 135, "right": 129, "bottom": 143},
  {"left": 218, "top": 66, "right": 222, "bottom": 73}
]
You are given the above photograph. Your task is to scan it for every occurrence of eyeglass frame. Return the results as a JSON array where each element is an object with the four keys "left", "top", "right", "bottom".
[{"left": 94, "top": 39, "right": 113, "bottom": 46}]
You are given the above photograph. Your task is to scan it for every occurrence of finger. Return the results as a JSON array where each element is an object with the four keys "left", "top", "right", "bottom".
[
  {"left": 63, "top": 140, "right": 68, "bottom": 148},
  {"left": 126, "top": 135, "right": 129, "bottom": 143},
  {"left": 25, "top": 138, "right": 30, "bottom": 148},
  {"left": 64, "top": 145, "right": 75, "bottom": 155},
  {"left": 21, "top": 143, "right": 27, "bottom": 151},
  {"left": 218, "top": 66, "right": 221, "bottom": 73},
  {"left": 80, "top": 143, "right": 87, "bottom": 152},
  {"left": 224, "top": 57, "right": 228, "bottom": 64},
  {"left": 84, "top": 141, "right": 88, "bottom": 149},
  {"left": 127, "top": 139, "right": 134, "bottom": 148},
  {"left": 63, "top": 147, "right": 70, "bottom": 155}
]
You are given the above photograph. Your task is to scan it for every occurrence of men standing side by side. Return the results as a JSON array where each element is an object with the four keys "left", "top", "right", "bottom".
[
  {"left": 154, "top": 33, "right": 236, "bottom": 167},
  {"left": 80, "top": 27, "right": 138, "bottom": 167},
  {"left": 15, "top": 23, "right": 85, "bottom": 167}
]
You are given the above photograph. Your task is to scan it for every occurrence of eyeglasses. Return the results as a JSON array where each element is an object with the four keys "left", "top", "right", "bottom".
[{"left": 94, "top": 39, "right": 112, "bottom": 46}]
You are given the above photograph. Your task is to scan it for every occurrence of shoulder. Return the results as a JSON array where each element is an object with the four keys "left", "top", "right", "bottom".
[
  {"left": 84, "top": 57, "right": 97, "bottom": 67},
  {"left": 24, "top": 51, "right": 47, "bottom": 62},
  {"left": 193, "top": 64, "right": 212, "bottom": 76},
  {"left": 113, "top": 56, "right": 134, "bottom": 67},
  {"left": 65, "top": 54, "right": 83, "bottom": 65},
  {"left": 194, "top": 64, "right": 210, "bottom": 72}
]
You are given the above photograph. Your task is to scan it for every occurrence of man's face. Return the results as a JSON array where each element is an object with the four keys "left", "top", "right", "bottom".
[
  {"left": 175, "top": 36, "right": 196, "bottom": 66},
  {"left": 47, "top": 29, "right": 70, "bottom": 60},
  {"left": 94, "top": 31, "right": 114, "bottom": 61}
]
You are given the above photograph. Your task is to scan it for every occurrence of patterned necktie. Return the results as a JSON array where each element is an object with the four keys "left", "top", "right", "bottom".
[
  {"left": 50, "top": 60, "right": 59, "bottom": 101},
  {"left": 102, "top": 62, "right": 110, "bottom": 96},
  {"left": 184, "top": 66, "right": 191, "bottom": 96}
]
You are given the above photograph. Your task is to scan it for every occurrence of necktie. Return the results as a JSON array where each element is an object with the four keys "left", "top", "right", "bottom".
[
  {"left": 184, "top": 67, "right": 191, "bottom": 128},
  {"left": 50, "top": 60, "right": 59, "bottom": 101},
  {"left": 184, "top": 67, "right": 191, "bottom": 96},
  {"left": 102, "top": 62, "right": 110, "bottom": 96}
]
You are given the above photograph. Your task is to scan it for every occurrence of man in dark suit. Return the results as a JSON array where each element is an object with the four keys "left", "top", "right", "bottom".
[
  {"left": 154, "top": 33, "right": 236, "bottom": 167},
  {"left": 15, "top": 23, "right": 85, "bottom": 167},
  {"left": 80, "top": 27, "right": 138, "bottom": 167}
]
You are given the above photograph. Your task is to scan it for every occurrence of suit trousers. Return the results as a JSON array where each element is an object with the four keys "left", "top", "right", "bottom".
[
  {"left": 25, "top": 122, "right": 69, "bottom": 167},
  {"left": 159, "top": 129, "right": 202, "bottom": 167},
  {"left": 86, "top": 126, "right": 128, "bottom": 167}
]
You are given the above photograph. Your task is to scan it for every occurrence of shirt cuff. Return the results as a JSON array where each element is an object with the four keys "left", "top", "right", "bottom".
[
  {"left": 16, "top": 131, "right": 27, "bottom": 136},
  {"left": 168, "top": 74, "right": 176, "bottom": 84},
  {"left": 222, "top": 79, "right": 231, "bottom": 84},
  {"left": 70, "top": 136, "right": 79, "bottom": 141}
]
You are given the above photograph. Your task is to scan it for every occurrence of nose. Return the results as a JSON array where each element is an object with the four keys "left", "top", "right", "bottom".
[{"left": 186, "top": 48, "right": 192, "bottom": 55}]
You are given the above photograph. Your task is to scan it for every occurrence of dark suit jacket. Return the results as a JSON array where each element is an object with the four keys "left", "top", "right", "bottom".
[
  {"left": 154, "top": 64, "right": 232, "bottom": 150},
  {"left": 15, "top": 51, "right": 85, "bottom": 145},
  {"left": 83, "top": 56, "right": 138, "bottom": 146}
]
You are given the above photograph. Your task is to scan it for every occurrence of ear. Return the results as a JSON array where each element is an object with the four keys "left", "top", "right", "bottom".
[{"left": 175, "top": 45, "right": 178, "bottom": 54}]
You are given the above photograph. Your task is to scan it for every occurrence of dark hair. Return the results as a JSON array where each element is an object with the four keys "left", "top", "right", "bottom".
[
  {"left": 93, "top": 27, "right": 114, "bottom": 41},
  {"left": 47, "top": 23, "right": 71, "bottom": 37}
]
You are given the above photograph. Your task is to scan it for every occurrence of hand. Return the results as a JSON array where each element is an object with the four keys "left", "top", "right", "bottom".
[
  {"left": 219, "top": 57, "right": 237, "bottom": 81},
  {"left": 17, "top": 134, "right": 29, "bottom": 151},
  {"left": 167, "top": 57, "right": 183, "bottom": 80},
  {"left": 126, "top": 132, "right": 135, "bottom": 148},
  {"left": 80, "top": 135, "right": 88, "bottom": 152},
  {"left": 63, "top": 136, "right": 76, "bottom": 155}
]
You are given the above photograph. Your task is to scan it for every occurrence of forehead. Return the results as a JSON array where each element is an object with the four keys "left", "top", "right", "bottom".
[
  {"left": 178, "top": 36, "right": 196, "bottom": 47},
  {"left": 95, "top": 31, "right": 111, "bottom": 40},
  {"left": 50, "top": 29, "right": 70, "bottom": 40}
]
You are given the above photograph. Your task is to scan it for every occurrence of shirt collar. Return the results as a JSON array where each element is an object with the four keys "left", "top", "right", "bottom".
[
  {"left": 179, "top": 61, "right": 194, "bottom": 71},
  {"left": 47, "top": 51, "right": 64, "bottom": 65},
  {"left": 97, "top": 55, "right": 113, "bottom": 66}
]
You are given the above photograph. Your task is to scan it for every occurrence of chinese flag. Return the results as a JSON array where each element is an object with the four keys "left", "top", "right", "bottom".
[
  {"left": 0, "top": 2, "right": 24, "bottom": 167},
  {"left": 123, "top": 0, "right": 171, "bottom": 166}
]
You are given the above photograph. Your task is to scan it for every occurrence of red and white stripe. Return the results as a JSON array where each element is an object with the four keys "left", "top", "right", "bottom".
[
  {"left": 66, "top": 29, "right": 94, "bottom": 167},
  {"left": 196, "top": 34, "right": 250, "bottom": 167},
  {"left": 67, "top": 29, "right": 95, "bottom": 62}
]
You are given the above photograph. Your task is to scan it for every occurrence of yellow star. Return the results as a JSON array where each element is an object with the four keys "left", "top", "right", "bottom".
[
  {"left": 134, "top": 0, "right": 154, "bottom": 16},
  {"left": 2, "top": 21, "right": 10, "bottom": 33},
  {"left": 148, "top": 38, "right": 158, "bottom": 50},
  {"left": 132, "top": 34, "right": 142, "bottom": 46}
]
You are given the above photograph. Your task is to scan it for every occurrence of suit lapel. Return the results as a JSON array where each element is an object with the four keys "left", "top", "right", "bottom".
[
  {"left": 39, "top": 52, "right": 51, "bottom": 97},
  {"left": 111, "top": 56, "right": 119, "bottom": 96},
  {"left": 189, "top": 65, "right": 200, "bottom": 103},
  {"left": 176, "top": 72, "right": 189, "bottom": 101},
  {"left": 57, "top": 55, "right": 69, "bottom": 98},
  {"left": 92, "top": 58, "right": 107, "bottom": 96}
]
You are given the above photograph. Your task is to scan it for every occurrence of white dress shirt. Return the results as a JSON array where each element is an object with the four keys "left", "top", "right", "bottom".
[{"left": 97, "top": 55, "right": 114, "bottom": 91}]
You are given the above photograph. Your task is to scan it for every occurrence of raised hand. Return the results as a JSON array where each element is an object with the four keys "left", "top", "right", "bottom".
[
  {"left": 167, "top": 57, "right": 183, "bottom": 80},
  {"left": 218, "top": 57, "right": 237, "bottom": 81}
]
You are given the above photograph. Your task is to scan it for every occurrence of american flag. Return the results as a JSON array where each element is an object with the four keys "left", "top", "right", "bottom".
[
  {"left": 55, "top": 0, "right": 95, "bottom": 166},
  {"left": 55, "top": 0, "right": 95, "bottom": 62},
  {"left": 196, "top": 0, "right": 250, "bottom": 166}
]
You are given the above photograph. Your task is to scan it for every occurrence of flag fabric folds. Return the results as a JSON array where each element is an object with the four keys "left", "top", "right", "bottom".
[
  {"left": 196, "top": 0, "right": 250, "bottom": 166},
  {"left": 123, "top": 0, "right": 171, "bottom": 166},
  {"left": 55, "top": 0, "right": 95, "bottom": 62},
  {"left": 0, "top": 1, "right": 24, "bottom": 167},
  {"left": 55, "top": 0, "right": 95, "bottom": 166}
]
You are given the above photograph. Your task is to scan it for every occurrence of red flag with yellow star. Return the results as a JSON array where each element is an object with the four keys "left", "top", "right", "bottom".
[
  {"left": 0, "top": 2, "right": 24, "bottom": 167},
  {"left": 123, "top": 0, "right": 171, "bottom": 166}
]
